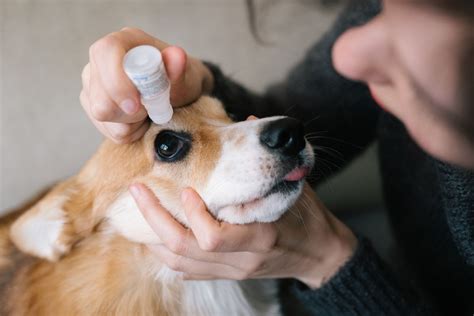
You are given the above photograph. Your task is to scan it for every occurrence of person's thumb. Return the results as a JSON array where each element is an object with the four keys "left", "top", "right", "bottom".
[
  {"left": 161, "top": 46, "right": 201, "bottom": 106},
  {"left": 162, "top": 46, "right": 187, "bottom": 83}
]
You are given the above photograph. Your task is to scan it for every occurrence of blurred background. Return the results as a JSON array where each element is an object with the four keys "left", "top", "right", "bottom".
[{"left": 1, "top": 0, "right": 386, "bottom": 244}]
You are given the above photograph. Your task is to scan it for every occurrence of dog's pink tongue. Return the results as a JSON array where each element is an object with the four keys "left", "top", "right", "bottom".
[{"left": 284, "top": 166, "right": 310, "bottom": 182}]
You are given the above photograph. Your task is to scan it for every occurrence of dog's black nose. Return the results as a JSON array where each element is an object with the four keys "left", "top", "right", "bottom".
[{"left": 260, "top": 118, "right": 305, "bottom": 156}]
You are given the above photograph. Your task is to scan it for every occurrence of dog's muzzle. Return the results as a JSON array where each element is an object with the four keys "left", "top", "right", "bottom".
[{"left": 259, "top": 118, "right": 305, "bottom": 157}]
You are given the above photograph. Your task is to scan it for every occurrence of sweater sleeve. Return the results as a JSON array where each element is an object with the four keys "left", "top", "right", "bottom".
[
  {"left": 279, "top": 236, "right": 435, "bottom": 316},
  {"left": 205, "top": 0, "right": 383, "bottom": 184}
]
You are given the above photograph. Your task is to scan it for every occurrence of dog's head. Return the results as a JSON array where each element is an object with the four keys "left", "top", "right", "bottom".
[
  {"left": 10, "top": 96, "right": 314, "bottom": 258},
  {"left": 107, "top": 96, "right": 314, "bottom": 243}
]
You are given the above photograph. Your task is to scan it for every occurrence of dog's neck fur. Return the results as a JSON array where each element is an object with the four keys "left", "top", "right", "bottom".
[{"left": 3, "top": 217, "right": 278, "bottom": 315}]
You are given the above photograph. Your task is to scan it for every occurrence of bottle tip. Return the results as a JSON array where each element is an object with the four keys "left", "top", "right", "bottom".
[{"left": 148, "top": 104, "right": 173, "bottom": 124}]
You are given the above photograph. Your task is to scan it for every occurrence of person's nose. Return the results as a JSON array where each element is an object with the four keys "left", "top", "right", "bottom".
[{"left": 332, "top": 16, "right": 392, "bottom": 85}]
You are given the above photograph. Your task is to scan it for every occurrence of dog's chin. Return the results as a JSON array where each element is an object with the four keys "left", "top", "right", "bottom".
[{"left": 215, "top": 180, "right": 304, "bottom": 224}]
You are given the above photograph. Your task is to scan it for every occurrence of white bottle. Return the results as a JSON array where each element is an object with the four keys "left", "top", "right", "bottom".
[{"left": 123, "top": 45, "right": 173, "bottom": 124}]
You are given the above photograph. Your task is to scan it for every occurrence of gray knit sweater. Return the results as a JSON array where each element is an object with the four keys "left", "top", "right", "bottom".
[{"left": 204, "top": 0, "right": 474, "bottom": 315}]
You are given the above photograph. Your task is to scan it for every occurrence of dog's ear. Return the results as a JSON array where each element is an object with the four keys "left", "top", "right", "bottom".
[{"left": 9, "top": 179, "right": 93, "bottom": 261}]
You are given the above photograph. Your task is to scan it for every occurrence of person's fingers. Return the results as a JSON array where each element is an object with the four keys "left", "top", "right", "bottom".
[
  {"left": 130, "top": 183, "right": 191, "bottom": 255},
  {"left": 182, "top": 272, "right": 275, "bottom": 281},
  {"left": 81, "top": 63, "right": 91, "bottom": 95},
  {"left": 80, "top": 89, "right": 114, "bottom": 138},
  {"left": 89, "top": 59, "right": 129, "bottom": 119},
  {"left": 162, "top": 46, "right": 200, "bottom": 107},
  {"left": 151, "top": 244, "right": 247, "bottom": 280},
  {"left": 148, "top": 235, "right": 257, "bottom": 271},
  {"left": 89, "top": 44, "right": 140, "bottom": 117},
  {"left": 88, "top": 28, "right": 165, "bottom": 117},
  {"left": 162, "top": 46, "right": 187, "bottom": 84},
  {"left": 246, "top": 115, "right": 258, "bottom": 120},
  {"left": 162, "top": 46, "right": 188, "bottom": 107},
  {"left": 115, "top": 27, "right": 170, "bottom": 51},
  {"left": 89, "top": 28, "right": 169, "bottom": 110},
  {"left": 118, "top": 120, "right": 151, "bottom": 143},
  {"left": 89, "top": 59, "right": 148, "bottom": 123},
  {"left": 181, "top": 188, "right": 278, "bottom": 253},
  {"left": 87, "top": 27, "right": 207, "bottom": 122},
  {"left": 83, "top": 61, "right": 148, "bottom": 142},
  {"left": 182, "top": 273, "right": 219, "bottom": 281},
  {"left": 102, "top": 121, "right": 150, "bottom": 144},
  {"left": 80, "top": 89, "right": 149, "bottom": 144}
]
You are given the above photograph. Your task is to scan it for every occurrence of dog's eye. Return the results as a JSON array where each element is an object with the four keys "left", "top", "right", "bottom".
[{"left": 154, "top": 131, "right": 191, "bottom": 162}]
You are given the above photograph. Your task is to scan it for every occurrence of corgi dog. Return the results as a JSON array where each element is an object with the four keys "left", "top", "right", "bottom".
[{"left": 0, "top": 96, "right": 314, "bottom": 315}]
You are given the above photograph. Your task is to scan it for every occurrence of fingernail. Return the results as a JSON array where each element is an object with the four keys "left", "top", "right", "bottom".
[
  {"left": 120, "top": 99, "right": 138, "bottom": 114},
  {"left": 129, "top": 184, "right": 142, "bottom": 198}
]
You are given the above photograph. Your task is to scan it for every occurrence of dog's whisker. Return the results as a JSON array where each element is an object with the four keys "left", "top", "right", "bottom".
[
  {"left": 314, "top": 154, "right": 344, "bottom": 171},
  {"left": 306, "top": 135, "right": 363, "bottom": 149},
  {"left": 283, "top": 103, "right": 298, "bottom": 116},
  {"left": 312, "top": 147, "right": 346, "bottom": 164},
  {"left": 313, "top": 144, "right": 345, "bottom": 158},
  {"left": 303, "top": 115, "right": 321, "bottom": 127},
  {"left": 304, "top": 131, "right": 329, "bottom": 139},
  {"left": 295, "top": 205, "right": 310, "bottom": 242}
]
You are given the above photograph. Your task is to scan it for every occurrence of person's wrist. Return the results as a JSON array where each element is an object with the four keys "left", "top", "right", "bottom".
[{"left": 297, "top": 219, "right": 357, "bottom": 289}]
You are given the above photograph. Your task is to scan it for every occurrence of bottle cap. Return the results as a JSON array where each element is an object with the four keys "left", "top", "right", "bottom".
[{"left": 123, "top": 45, "right": 162, "bottom": 77}]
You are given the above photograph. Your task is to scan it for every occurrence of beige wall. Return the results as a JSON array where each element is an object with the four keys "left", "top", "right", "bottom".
[{"left": 0, "top": 0, "right": 382, "bottom": 214}]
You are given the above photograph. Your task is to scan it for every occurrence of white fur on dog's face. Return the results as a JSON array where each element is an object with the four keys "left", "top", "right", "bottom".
[
  {"left": 201, "top": 117, "right": 314, "bottom": 224},
  {"left": 107, "top": 97, "right": 313, "bottom": 244}
]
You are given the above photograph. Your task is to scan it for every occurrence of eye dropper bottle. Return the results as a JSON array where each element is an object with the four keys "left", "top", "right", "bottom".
[{"left": 123, "top": 45, "right": 173, "bottom": 124}]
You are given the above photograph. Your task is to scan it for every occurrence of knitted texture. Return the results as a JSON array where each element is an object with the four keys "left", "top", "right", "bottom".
[{"left": 289, "top": 237, "right": 432, "bottom": 316}]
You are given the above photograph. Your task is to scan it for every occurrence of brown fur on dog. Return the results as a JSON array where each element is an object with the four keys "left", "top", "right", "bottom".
[
  {"left": 0, "top": 96, "right": 310, "bottom": 315},
  {"left": 0, "top": 97, "right": 233, "bottom": 315}
]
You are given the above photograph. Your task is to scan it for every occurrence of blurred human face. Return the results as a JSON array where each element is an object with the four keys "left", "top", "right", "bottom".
[{"left": 332, "top": 0, "right": 474, "bottom": 169}]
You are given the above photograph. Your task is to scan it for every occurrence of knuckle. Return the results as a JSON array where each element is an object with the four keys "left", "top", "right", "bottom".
[
  {"left": 167, "top": 256, "right": 182, "bottom": 272},
  {"left": 247, "top": 259, "right": 263, "bottom": 274},
  {"left": 120, "top": 26, "right": 141, "bottom": 34},
  {"left": 90, "top": 34, "right": 120, "bottom": 57},
  {"left": 81, "top": 63, "right": 90, "bottom": 85},
  {"left": 200, "top": 232, "right": 222, "bottom": 252},
  {"left": 113, "top": 28, "right": 144, "bottom": 46},
  {"left": 79, "top": 90, "right": 87, "bottom": 104},
  {"left": 79, "top": 91, "right": 91, "bottom": 110},
  {"left": 128, "top": 125, "right": 148, "bottom": 143},
  {"left": 88, "top": 43, "right": 95, "bottom": 58},
  {"left": 235, "top": 271, "right": 250, "bottom": 281},
  {"left": 90, "top": 101, "right": 114, "bottom": 121},
  {"left": 108, "top": 124, "right": 132, "bottom": 140},
  {"left": 259, "top": 226, "right": 278, "bottom": 253},
  {"left": 109, "top": 136, "right": 129, "bottom": 145},
  {"left": 168, "top": 235, "right": 187, "bottom": 256}
]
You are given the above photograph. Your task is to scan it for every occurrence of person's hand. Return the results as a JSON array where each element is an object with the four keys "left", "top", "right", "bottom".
[
  {"left": 129, "top": 182, "right": 358, "bottom": 288},
  {"left": 80, "top": 27, "right": 214, "bottom": 144}
]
